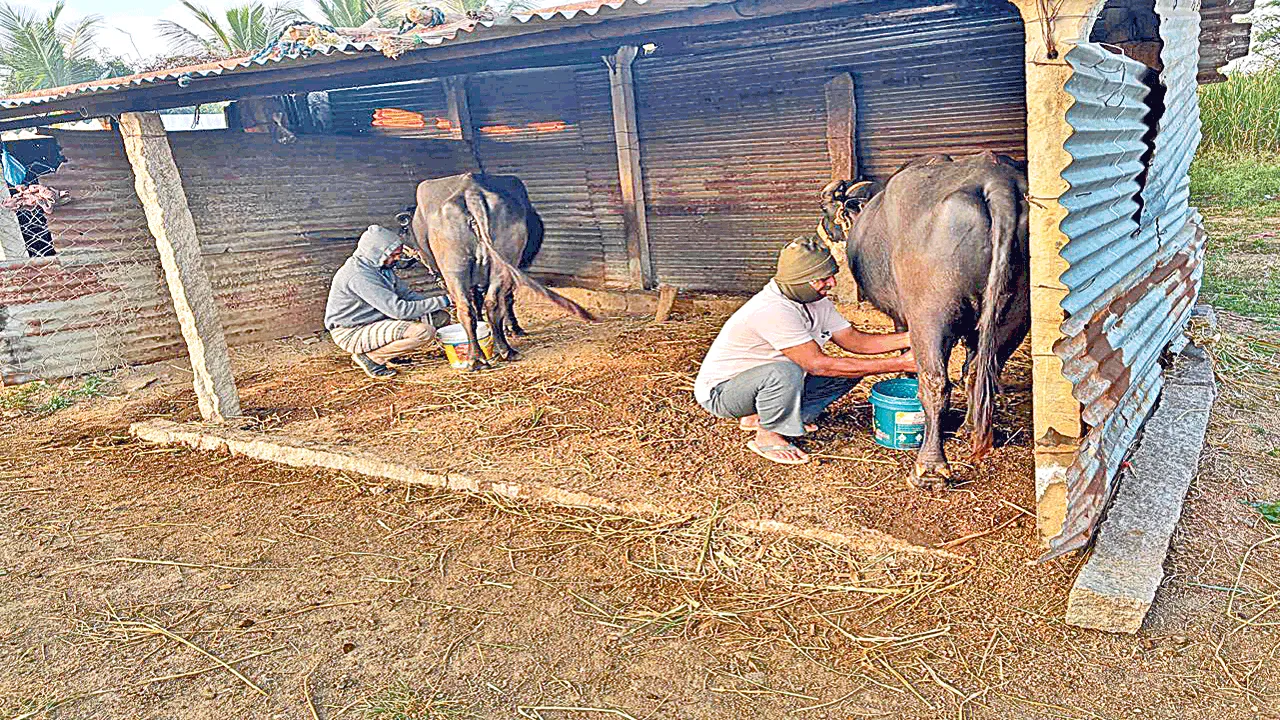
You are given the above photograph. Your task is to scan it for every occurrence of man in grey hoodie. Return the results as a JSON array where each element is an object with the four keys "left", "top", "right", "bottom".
[{"left": 324, "top": 224, "right": 452, "bottom": 379}]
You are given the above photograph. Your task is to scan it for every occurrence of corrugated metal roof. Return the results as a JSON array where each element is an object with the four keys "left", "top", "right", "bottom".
[{"left": 0, "top": 0, "right": 662, "bottom": 110}]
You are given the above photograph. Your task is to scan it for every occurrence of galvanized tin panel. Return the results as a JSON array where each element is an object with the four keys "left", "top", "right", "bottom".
[
  {"left": 329, "top": 66, "right": 620, "bottom": 286},
  {"left": 468, "top": 67, "right": 609, "bottom": 283},
  {"left": 634, "top": 0, "right": 1027, "bottom": 292},
  {"left": 328, "top": 78, "right": 453, "bottom": 137},
  {"left": 1048, "top": 2, "right": 1207, "bottom": 557},
  {"left": 168, "top": 131, "right": 474, "bottom": 253},
  {"left": 1, "top": 128, "right": 475, "bottom": 381},
  {"left": 0, "top": 131, "right": 182, "bottom": 381}
]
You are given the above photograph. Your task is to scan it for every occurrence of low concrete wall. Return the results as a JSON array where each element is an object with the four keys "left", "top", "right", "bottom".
[{"left": 130, "top": 418, "right": 963, "bottom": 562}]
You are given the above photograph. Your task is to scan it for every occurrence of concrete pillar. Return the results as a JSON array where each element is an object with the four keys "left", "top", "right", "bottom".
[
  {"left": 119, "top": 111, "right": 241, "bottom": 422},
  {"left": 605, "top": 45, "right": 656, "bottom": 290},
  {"left": 1008, "top": 0, "right": 1105, "bottom": 546},
  {"left": 0, "top": 207, "right": 26, "bottom": 260}
]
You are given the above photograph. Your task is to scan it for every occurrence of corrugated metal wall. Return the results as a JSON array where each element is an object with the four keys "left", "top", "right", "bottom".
[
  {"left": 633, "top": 0, "right": 1027, "bottom": 291},
  {"left": 327, "top": 66, "right": 628, "bottom": 287},
  {"left": 327, "top": 78, "right": 454, "bottom": 139},
  {"left": 469, "top": 68, "right": 613, "bottom": 284},
  {"left": 0, "top": 131, "right": 178, "bottom": 381},
  {"left": 169, "top": 131, "right": 473, "bottom": 344},
  {"left": 1048, "top": 0, "right": 1206, "bottom": 557},
  {"left": 0, "top": 129, "right": 472, "bottom": 381}
]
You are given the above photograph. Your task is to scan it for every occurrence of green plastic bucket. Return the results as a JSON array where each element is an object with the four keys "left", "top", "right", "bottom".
[{"left": 870, "top": 378, "right": 925, "bottom": 450}]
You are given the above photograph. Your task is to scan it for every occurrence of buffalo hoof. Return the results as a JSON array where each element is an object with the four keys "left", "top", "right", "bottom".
[
  {"left": 508, "top": 325, "right": 528, "bottom": 337},
  {"left": 496, "top": 348, "right": 522, "bottom": 362},
  {"left": 465, "top": 359, "right": 490, "bottom": 372},
  {"left": 909, "top": 461, "right": 952, "bottom": 491}
]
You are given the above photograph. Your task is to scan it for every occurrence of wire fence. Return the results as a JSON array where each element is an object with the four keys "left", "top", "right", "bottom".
[{"left": 0, "top": 130, "right": 176, "bottom": 386}]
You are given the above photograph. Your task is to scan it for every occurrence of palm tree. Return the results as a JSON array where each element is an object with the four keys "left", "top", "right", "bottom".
[
  {"left": 157, "top": 1, "right": 307, "bottom": 57},
  {"left": 311, "top": 0, "right": 402, "bottom": 27},
  {"left": 308, "top": 0, "right": 537, "bottom": 27},
  {"left": 0, "top": 1, "right": 118, "bottom": 93}
]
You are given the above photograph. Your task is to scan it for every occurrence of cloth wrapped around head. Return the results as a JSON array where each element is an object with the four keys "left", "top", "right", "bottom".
[{"left": 775, "top": 235, "right": 839, "bottom": 304}]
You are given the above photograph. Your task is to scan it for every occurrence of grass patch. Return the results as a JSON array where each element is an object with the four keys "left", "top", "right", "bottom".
[
  {"left": 1201, "top": 261, "right": 1280, "bottom": 326},
  {"left": 1199, "top": 69, "right": 1280, "bottom": 156},
  {"left": 1190, "top": 150, "right": 1280, "bottom": 211},
  {"left": 0, "top": 375, "right": 111, "bottom": 415}
]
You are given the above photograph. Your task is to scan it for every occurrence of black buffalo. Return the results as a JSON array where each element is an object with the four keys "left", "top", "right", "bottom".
[
  {"left": 818, "top": 152, "right": 1030, "bottom": 487},
  {"left": 399, "top": 173, "right": 594, "bottom": 371}
]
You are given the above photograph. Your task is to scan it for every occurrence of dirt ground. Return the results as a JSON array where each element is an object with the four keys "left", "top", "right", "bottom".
[
  {"left": 2, "top": 293, "right": 1278, "bottom": 719},
  {"left": 127, "top": 297, "right": 1034, "bottom": 551}
]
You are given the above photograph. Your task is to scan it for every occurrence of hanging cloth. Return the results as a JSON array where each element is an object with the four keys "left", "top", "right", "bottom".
[{"left": 1, "top": 142, "right": 27, "bottom": 187}]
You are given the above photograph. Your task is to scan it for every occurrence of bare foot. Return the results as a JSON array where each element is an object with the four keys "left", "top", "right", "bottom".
[
  {"left": 747, "top": 429, "right": 809, "bottom": 465},
  {"left": 739, "top": 415, "right": 817, "bottom": 433}
]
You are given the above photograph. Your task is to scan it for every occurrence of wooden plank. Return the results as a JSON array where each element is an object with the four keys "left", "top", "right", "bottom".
[
  {"left": 605, "top": 45, "right": 655, "bottom": 290},
  {"left": 654, "top": 285, "right": 678, "bottom": 322},
  {"left": 119, "top": 112, "right": 241, "bottom": 422},
  {"left": 824, "top": 73, "right": 857, "bottom": 181}
]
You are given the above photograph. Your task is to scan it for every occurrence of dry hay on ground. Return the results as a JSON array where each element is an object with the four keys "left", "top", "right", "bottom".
[{"left": 137, "top": 303, "right": 1036, "bottom": 553}]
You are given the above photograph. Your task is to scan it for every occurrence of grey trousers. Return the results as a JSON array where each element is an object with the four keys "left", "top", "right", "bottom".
[{"left": 698, "top": 361, "right": 858, "bottom": 437}]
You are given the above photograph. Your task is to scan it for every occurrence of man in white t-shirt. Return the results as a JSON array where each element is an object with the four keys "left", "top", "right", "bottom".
[{"left": 694, "top": 237, "right": 914, "bottom": 465}]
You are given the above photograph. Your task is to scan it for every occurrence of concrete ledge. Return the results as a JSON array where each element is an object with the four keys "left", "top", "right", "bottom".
[
  {"left": 130, "top": 419, "right": 963, "bottom": 562},
  {"left": 1065, "top": 342, "right": 1218, "bottom": 633}
]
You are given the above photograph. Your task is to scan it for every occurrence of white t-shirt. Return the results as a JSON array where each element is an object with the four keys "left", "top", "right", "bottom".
[{"left": 694, "top": 280, "right": 852, "bottom": 404}]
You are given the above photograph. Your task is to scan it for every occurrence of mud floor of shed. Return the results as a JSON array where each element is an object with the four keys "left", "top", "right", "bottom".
[{"left": 148, "top": 297, "right": 1035, "bottom": 551}]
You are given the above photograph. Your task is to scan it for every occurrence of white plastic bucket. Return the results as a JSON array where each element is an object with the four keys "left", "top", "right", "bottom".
[{"left": 438, "top": 322, "right": 495, "bottom": 370}]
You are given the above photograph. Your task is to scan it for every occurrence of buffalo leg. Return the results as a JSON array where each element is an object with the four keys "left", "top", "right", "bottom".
[
  {"left": 485, "top": 283, "right": 519, "bottom": 362},
  {"left": 504, "top": 287, "right": 527, "bottom": 336},
  {"left": 910, "top": 325, "right": 957, "bottom": 489},
  {"left": 450, "top": 274, "right": 488, "bottom": 372}
]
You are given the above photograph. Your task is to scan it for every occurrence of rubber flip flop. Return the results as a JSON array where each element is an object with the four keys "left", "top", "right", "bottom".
[
  {"left": 739, "top": 419, "right": 818, "bottom": 433},
  {"left": 747, "top": 439, "right": 810, "bottom": 465}
]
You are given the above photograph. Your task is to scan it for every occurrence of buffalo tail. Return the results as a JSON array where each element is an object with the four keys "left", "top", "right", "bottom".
[
  {"left": 969, "top": 182, "right": 1019, "bottom": 461},
  {"left": 462, "top": 191, "right": 597, "bottom": 323}
]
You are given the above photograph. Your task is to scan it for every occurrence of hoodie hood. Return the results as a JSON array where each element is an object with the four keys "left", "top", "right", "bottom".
[{"left": 353, "top": 225, "right": 406, "bottom": 267}]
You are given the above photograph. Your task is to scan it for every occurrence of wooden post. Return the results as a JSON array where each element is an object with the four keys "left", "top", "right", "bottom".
[
  {"left": 1009, "top": 0, "right": 1101, "bottom": 546},
  {"left": 119, "top": 111, "right": 241, "bottom": 422},
  {"left": 605, "top": 45, "right": 656, "bottom": 290},
  {"left": 654, "top": 284, "right": 678, "bottom": 323},
  {"left": 823, "top": 73, "right": 860, "bottom": 303},
  {"left": 444, "top": 75, "right": 482, "bottom": 172},
  {"left": 824, "top": 73, "right": 857, "bottom": 182}
]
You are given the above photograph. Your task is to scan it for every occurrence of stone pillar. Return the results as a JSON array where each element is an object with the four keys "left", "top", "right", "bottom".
[
  {"left": 0, "top": 207, "right": 26, "bottom": 261},
  {"left": 1008, "top": 0, "right": 1104, "bottom": 546},
  {"left": 605, "top": 45, "right": 656, "bottom": 290},
  {"left": 119, "top": 111, "right": 241, "bottom": 422}
]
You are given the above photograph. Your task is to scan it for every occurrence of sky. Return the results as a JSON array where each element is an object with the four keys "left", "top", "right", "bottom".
[{"left": 23, "top": 0, "right": 249, "bottom": 61}]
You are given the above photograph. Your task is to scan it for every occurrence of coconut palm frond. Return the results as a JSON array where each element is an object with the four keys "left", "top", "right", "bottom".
[
  {"left": 0, "top": 0, "right": 122, "bottom": 92},
  {"left": 161, "top": 1, "right": 307, "bottom": 57},
  {"left": 155, "top": 18, "right": 216, "bottom": 55},
  {"left": 313, "top": 0, "right": 369, "bottom": 27}
]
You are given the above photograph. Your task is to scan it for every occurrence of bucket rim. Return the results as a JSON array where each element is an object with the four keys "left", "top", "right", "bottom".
[
  {"left": 869, "top": 377, "right": 921, "bottom": 404},
  {"left": 438, "top": 322, "right": 492, "bottom": 343}
]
